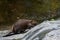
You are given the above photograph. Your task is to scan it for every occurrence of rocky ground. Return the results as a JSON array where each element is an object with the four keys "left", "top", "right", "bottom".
[{"left": 0, "top": 20, "right": 60, "bottom": 40}]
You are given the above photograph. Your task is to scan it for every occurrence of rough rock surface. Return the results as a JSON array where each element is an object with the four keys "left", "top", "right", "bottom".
[
  {"left": 22, "top": 20, "right": 60, "bottom": 40},
  {"left": 0, "top": 30, "right": 26, "bottom": 40},
  {"left": 0, "top": 20, "right": 60, "bottom": 40},
  {"left": 42, "top": 29, "right": 60, "bottom": 40}
]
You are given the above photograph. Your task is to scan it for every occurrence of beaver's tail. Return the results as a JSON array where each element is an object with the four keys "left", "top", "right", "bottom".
[
  {"left": 3, "top": 32, "right": 14, "bottom": 37},
  {"left": 3, "top": 31, "right": 20, "bottom": 37}
]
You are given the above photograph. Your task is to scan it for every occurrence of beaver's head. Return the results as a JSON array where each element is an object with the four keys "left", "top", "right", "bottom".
[{"left": 28, "top": 20, "right": 38, "bottom": 29}]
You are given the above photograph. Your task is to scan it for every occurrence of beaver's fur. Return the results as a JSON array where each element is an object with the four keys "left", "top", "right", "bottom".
[{"left": 3, "top": 19, "right": 37, "bottom": 37}]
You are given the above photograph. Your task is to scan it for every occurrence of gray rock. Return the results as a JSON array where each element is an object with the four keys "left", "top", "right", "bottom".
[
  {"left": 0, "top": 20, "right": 60, "bottom": 40},
  {"left": 42, "top": 29, "right": 60, "bottom": 40},
  {"left": 22, "top": 20, "right": 60, "bottom": 40},
  {"left": 0, "top": 30, "right": 27, "bottom": 40},
  {"left": 0, "top": 30, "right": 9, "bottom": 37}
]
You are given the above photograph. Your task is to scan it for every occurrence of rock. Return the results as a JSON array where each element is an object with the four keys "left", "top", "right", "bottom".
[
  {"left": 0, "top": 20, "right": 60, "bottom": 40},
  {"left": 42, "top": 29, "right": 60, "bottom": 40},
  {"left": 0, "top": 30, "right": 26, "bottom": 40},
  {"left": 22, "top": 20, "right": 60, "bottom": 40},
  {"left": 0, "top": 30, "right": 9, "bottom": 37}
]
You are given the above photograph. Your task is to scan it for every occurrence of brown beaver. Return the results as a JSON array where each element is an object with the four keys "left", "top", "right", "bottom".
[{"left": 3, "top": 19, "right": 37, "bottom": 37}]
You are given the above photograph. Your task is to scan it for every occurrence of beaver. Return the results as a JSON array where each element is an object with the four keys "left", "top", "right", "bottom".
[{"left": 3, "top": 19, "right": 37, "bottom": 37}]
